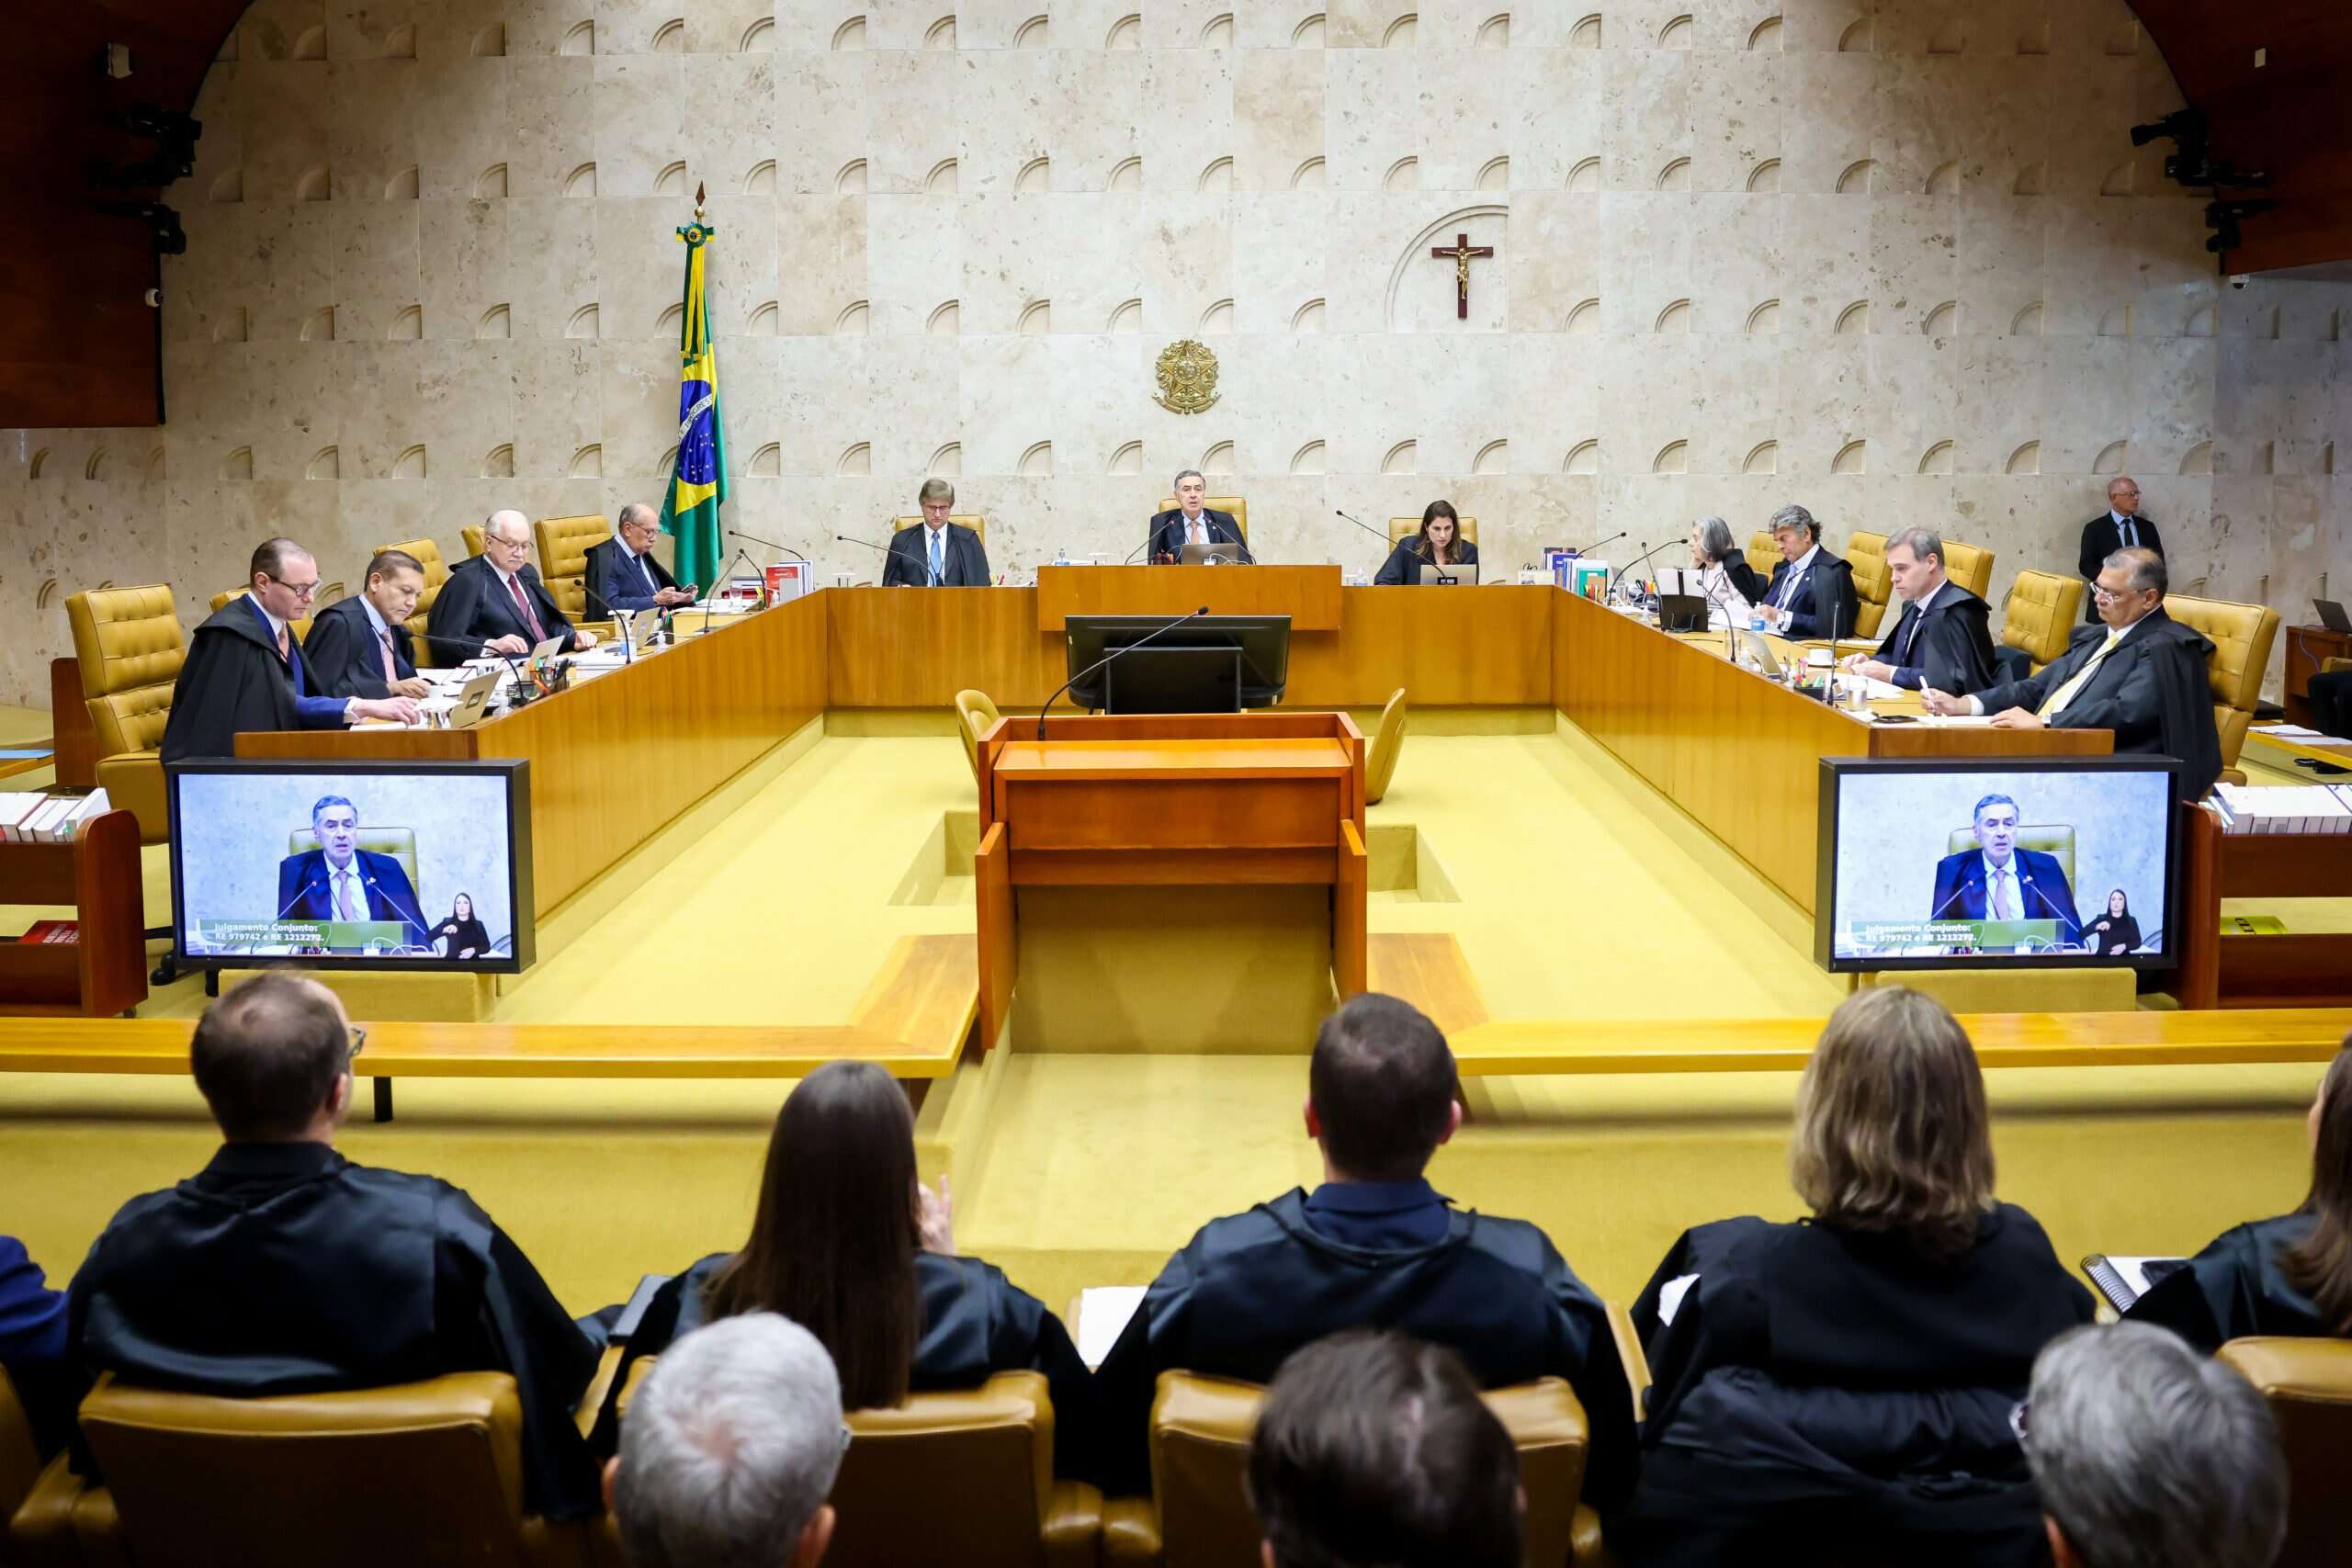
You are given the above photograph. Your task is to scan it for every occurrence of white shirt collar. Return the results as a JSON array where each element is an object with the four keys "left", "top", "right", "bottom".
[
  {"left": 2111, "top": 510, "right": 2135, "bottom": 527},
  {"left": 244, "top": 591, "right": 288, "bottom": 640},
  {"left": 1909, "top": 579, "right": 1945, "bottom": 615},
  {"left": 1788, "top": 544, "right": 1820, "bottom": 575},
  {"left": 492, "top": 560, "right": 519, "bottom": 589},
  {"left": 621, "top": 537, "right": 648, "bottom": 561},
  {"left": 358, "top": 595, "right": 392, "bottom": 640}
]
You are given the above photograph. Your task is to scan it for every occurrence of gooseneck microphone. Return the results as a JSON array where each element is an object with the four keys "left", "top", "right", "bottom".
[
  {"left": 1335, "top": 509, "right": 1389, "bottom": 542},
  {"left": 362, "top": 875, "right": 433, "bottom": 944},
  {"left": 1616, "top": 540, "right": 1670, "bottom": 606},
  {"left": 835, "top": 534, "right": 890, "bottom": 552},
  {"left": 1566, "top": 529, "right": 1627, "bottom": 557},
  {"left": 730, "top": 528, "right": 808, "bottom": 563},
  {"left": 1035, "top": 606, "right": 1213, "bottom": 740}
]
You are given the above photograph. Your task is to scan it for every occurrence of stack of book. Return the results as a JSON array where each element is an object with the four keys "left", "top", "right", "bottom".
[
  {"left": 2211, "top": 782, "right": 2352, "bottom": 835},
  {"left": 16, "top": 920, "right": 77, "bottom": 944},
  {"left": 0, "top": 787, "right": 113, "bottom": 843}
]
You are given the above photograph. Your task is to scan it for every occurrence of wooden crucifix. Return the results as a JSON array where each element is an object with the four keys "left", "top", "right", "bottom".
[{"left": 1431, "top": 231, "right": 1494, "bottom": 319}]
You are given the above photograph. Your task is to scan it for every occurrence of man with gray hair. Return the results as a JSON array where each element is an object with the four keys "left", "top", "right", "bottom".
[
  {"left": 882, "top": 478, "right": 989, "bottom": 586},
  {"left": 1842, "top": 526, "right": 1996, "bottom": 694},
  {"left": 607, "top": 1314, "right": 845, "bottom": 1568},
  {"left": 428, "top": 509, "right": 598, "bottom": 656},
  {"left": 585, "top": 502, "right": 696, "bottom": 618},
  {"left": 1753, "top": 503, "right": 1860, "bottom": 639},
  {"left": 1147, "top": 468, "right": 1252, "bottom": 563},
  {"left": 2077, "top": 476, "right": 2161, "bottom": 623},
  {"left": 2025, "top": 1322, "right": 2286, "bottom": 1568},
  {"left": 1924, "top": 547, "right": 2222, "bottom": 797}
]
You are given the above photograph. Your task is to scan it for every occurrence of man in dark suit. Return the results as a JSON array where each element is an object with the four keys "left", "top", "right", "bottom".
[
  {"left": 2076, "top": 477, "right": 2160, "bottom": 622},
  {"left": 1147, "top": 468, "right": 1254, "bottom": 563},
  {"left": 881, "top": 479, "right": 990, "bottom": 586},
  {"left": 275, "top": 794, "right": 430, "bottom": 944},
  {"left": 1928, "top": 792, "right": 2081, "bottom": 944},
  {"left": 1752, "top": 503, "right": 1860, "bottom": 640},
  {"left": 161, "top": 539, "right": 421, "bottom": 762},
  {"left": 1842, "top": 527, "right": 1996, "bottom": 694},
  {"left": 1925, "top": 547, "right": 2223, "bottom": 799},
  {"left": 300, "top": 550, "right": 430, "bottom": 701},
  {"left": 427, "top": 510, "right": 597, "bottom": 658},
  {"left": 585, "top": 502, "right": 697, "bottom": 619}
]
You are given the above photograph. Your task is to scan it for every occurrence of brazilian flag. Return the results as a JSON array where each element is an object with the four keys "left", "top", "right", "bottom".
[{"left": 658, "top": 217, "right": 728, "bottom": 592}]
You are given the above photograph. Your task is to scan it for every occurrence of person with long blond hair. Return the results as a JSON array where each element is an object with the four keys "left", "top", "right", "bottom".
[
  {"left": 1609, "top": 987, "right": 2093, "bottom": 1567},
  {"left": 2128, "top": 1032, "right": 2352, "bottom": 1347}
]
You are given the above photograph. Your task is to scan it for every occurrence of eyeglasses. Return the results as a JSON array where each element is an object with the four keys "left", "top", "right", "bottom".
[
  {"left": 838, "top": 1422, "right": 854, "bottom": 1454},
  {"left": 2007, "top": 1398, "right": 2030, "bottom": 1448},
  {"left": 346, "top": 1026, "right": 368, "bottom": 1061},
  {"left": 266, "top": 575, "right": 322, "bottom": 601},
  {"left": 2089, "top": 584, "right": 2141, "bottom": 605}
]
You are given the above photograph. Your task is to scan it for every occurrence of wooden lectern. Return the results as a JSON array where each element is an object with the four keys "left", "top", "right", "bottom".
[{"left": 972, "top": 713, "right": 1367, "bottom": 1054}]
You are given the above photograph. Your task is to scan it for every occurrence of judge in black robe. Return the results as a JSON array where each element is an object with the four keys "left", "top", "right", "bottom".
[
  {"left": 1856, "top": 582, "right": 1997, "bottom": 694},
  {"left": 611, "top": 1248, "right": 1094, "bottom": 1479},
  {"left": 1091, "top": 1186, "right": 1634, "bottom": 1504},
  {"left": 428, "top": 553, "right": 580, "bottom": 656},
  {"left": 1613, "top": 1206, "right": 2094, "bottom": 1567},
  {"left": 2125, "top": 1213, "right": 2336, "bottom": 1349},
  {"left": 1374, "top": 536, "right": 1480, "bottom": 584},
  {"left": 300, "top": 592, "right": 420, "bottom": 701},
  {"left": 67, "top": 1141, "right": 602, "bottom": 1520},
  {"left": 1758, "top": 546, "right": 1863, "bottom": 641},
  {"left": 160, "top": 594, "right": 354, "bottom": 763}
]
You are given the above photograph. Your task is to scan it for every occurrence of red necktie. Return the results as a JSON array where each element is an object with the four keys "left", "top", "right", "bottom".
[
  {"left": 379, "top": 626, "right": 401, "bottom": 682},
  {"left": 506, "top": 573, "right": 546, "bottom": 641},
  {"left": 275, "top": 625, "right": 289, "bottom": 660}
]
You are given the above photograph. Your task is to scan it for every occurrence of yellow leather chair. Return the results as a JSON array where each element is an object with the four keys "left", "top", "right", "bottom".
[
  {"left": 616, "top": 1359, "right": 1099, "bottom": 1568},
  {"left": 1939, "top": 540, "right": 1994, "bottom": 600},
  {"left": 1365, "top": 687, "right": 1408, "bottom": 805},
  {"left": 1846, "top": 530, "right": 1891, "bottom": 637},
  {"left": 894, "top": 513, "right": 989, "bottom": 547},
  {"left": 2000, "top": 569, "right": 2085, "bottom": 671},
  {"left": 2216, "top": 1337, "right": 2352, "bottom": 1568},
  {"left": 461, "top": 524, "right": 489, "bottom": 558},
  {"left": 1154, "top": 498, "right": 1248, "bottom": 540},
  {"left": 68, "top": 1371, "right": 592, "bottom": 1568},
  {"left": 956, "top": 689, "right": 1002, "bottom": 779},
  {"left": 534, "top": 514, "right": 611, "bottom": 624},
  {"left": 379, "top": 538, "right": 453, "bottom": 667},
  {"left": 1385, "top": 516, "right": 1479, "bottom": 546},
  {"left": 1099, "top": 1371, "right": 1607, "bottom": 1567},
  {"left": 286, "top": 827, "right": 420, "bottom": 898},
  {"left": 64, "top": 586, "right": 185, "bottom": 843},
  {"left": 1747, "top": 529, "right": 1773, "bottom": 568},
  {"left": 2165, "top": 593, "right": 2281, "bottom": 785},
  {"left": 1944, "top": 824, "right": 2077, "bottom": 890}
]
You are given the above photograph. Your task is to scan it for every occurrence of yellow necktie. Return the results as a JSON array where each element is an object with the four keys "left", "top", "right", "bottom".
[{"left": 2037, "top": 628, "right": 2123, "bottom": 720}]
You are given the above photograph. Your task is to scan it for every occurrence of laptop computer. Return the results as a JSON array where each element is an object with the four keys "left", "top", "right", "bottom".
[
  {"left": 1736, "top": 628, "right": 1785, "bottom": 678},
  {"left": 1179, "top": 538, "right": 1247, "bottom": 566},
  {"left": 526, "top": 632, "right": 568, "bottom": 666},
  {"left": 2316, "top": 598, "right": 2351, "bottom": 634},
  {"left": 1417, "top": 563, "right": 1479, "bottom": 585},
  {"left": 434, "top": 668, "right": 501, "bottom": 729}
]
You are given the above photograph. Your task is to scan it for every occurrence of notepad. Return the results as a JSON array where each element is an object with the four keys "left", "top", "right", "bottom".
[
  {"left": 1074, "top": 1285, "right": 1148, "bottom": 1369},
  {"left": 2081, "top": 1253, "right": 2188, "bottom": 1314}
]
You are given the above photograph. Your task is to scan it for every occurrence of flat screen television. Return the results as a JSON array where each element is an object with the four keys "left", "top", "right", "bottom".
[
  {"left": 1815, "top": 756, "right": 2182, "bottom": 972},
  {"left": 166, "top": 759, "right": 536, "bottom": 973},
  {"left": 1063, "top": 615, "right": 1291, "bottom": 710}
]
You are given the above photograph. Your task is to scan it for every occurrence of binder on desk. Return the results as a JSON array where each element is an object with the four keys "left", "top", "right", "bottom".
[{"left": 2081, "top": 1253, "right": 2188, "bottom": 1314}]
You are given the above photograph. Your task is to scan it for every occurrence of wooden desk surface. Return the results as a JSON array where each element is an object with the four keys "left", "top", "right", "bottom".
[
  {"left": 1035, "top": 564, "right": 1344, "bottom": 631},
  {"left": 992, "top": 737, "right": 1354, "bottom": 780}
]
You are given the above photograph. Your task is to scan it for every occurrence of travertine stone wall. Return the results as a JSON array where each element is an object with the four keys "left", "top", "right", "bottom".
[{"left": 4, "top": 0, "right": 2349, "bottom": 707}]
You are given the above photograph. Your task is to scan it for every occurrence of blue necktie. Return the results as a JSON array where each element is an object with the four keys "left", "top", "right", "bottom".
[{"left": 929, "top": 530, "right": 944, "bottom": 585}]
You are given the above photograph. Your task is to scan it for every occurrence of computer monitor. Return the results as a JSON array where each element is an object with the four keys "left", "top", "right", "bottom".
[
  {"left": 166, "top": 759, "right": 536, "bottom": 973},
  {"left": 1815, "top": 756, "right": 2183, "bottom": 972},
  {"left": 1063, "top": 615, "right": 1291, "bottom": 711}
]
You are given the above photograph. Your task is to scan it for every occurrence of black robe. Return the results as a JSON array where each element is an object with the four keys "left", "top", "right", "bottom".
[
  {"left": 1092, "top": 1188, "right": 1634, "bottom": 1504},
  {"left": 1713, "top": 548, "right": 1766, "bottom": 606},
  {"left": 1374, "top": 538, "right": 1479, "bottom": 584},
  {"left": 1614, "top": 1207, "right": 2094, "bottom": 1568},
  {"left": 1871, "top": 585, "right": 1997, "bottom": 695},
  {"left": 66, "top": 1142, "right": 601, "bottom": 1520},
  {"left": 2124, "top": 1213, "right": 2337, "bottom": 1350},
  {"left": 1967, "top": 608, "right": 2224, "bottom": 799},
  {"left": 159, "top": 600, "right": 345, "bottom": 763},
  {"left": 300, "top": 594, "right": 417, "bottom": 701},
  {"left": 616, "top": 1249, "right": 1095, "bottom": 1482}
]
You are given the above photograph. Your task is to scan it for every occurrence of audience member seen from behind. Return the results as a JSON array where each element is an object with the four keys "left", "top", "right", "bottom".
[
  {"left": 609, "top": 1059, "right": 1093, "bottom": 1478},
  {"left": 1, "top": 1235, "right": 72, "bottom": 1457},
  {"left": 66, "top": 973, "right": 602, "bottom": 1518},
  {"left": 1613, "top": 986, "right": 2094, "bottom": 1567},
  {"left": 1094, "top": 993, "right": 1633, "bottom": 1502},
  {"left": 1250, "top": 1330, "right": 1521, "bottom": 1568},
  {"left": 1374, "top": 501, "right": 1480, "bottom": 584},
  {"left": 608, "top": 1314, "right": 844, "bottom": 1568},
  {"left": 2025, "top": 1323, "right": 2286, "bottom": 1568},
  {"left": 2129, "top": 1032, "right": 2352, "bottom": 1348}
]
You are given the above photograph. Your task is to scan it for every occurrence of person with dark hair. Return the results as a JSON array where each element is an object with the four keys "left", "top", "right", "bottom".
[
  {"left": 1250, "top": 1330, "right": 1521, "bottom": 1568},
  {"left": 430, "top": 891, "right": 492, "bottom": 960},
  {"left": 1094, "top": 994, "right": 1631, "bottom": 1502},
  {"left": 1751, "top": 503, "right": 1862, "bottom": 640},
  {"left": 66, "top": 974, "right": 601, "bottom": 1519},
  {"left": 611, "top": 1060, "right": 1092, "bottom": 1477},
  {"left": 2083, "top": 888, "right": 2142, "bottom": 956},
  {"left": 1613, "top": 987, "right": 2094, "bottom": 1566},
  {"left": 300, "top": 548, "right": 430, "bottom": 701},
  {"left": 2128, "top": 1034, "right": 2352, "bottom": 1347},
  {"left": 160, "top": 537, "right": 420, "bottom": 761},
  {"left": 273, "top": 795, "right": 430, "bottom": 945},
  {"left": 1374, "top": 502, "right": 1480, "bottom": 584}
]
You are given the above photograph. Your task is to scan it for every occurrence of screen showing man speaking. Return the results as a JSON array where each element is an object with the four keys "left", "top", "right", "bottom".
[
  {"left": 167, "top": 761, "right": 535, "bottom": 972},
  {"left": 1816, "top": 760, "right": 2179, "bottom": 971}
]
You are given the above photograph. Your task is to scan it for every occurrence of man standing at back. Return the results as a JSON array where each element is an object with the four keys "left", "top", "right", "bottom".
[
  {"left": 1094, "top": 994, "right": 1632, "bottom": 1502},
  {"left": 2077, "top": 478, "right": 2160, "bottom": 623},
  {"left": 66, "top": 973, "right": 602, "bottom": 1520}
]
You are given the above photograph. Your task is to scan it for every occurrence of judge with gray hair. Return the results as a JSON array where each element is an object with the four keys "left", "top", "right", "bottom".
[
  {"left": 427, "top": 509, "right": 597, "bottom": 656},
  {"left": 608, "top": 1313, "right": 846, "bottom": 1568},
  {"left": 1688, "top": 515, "right": 1765, "bottom": 609},
  {"left": 1753, "top": 503, "right": 1860, "bottom": 639},
  {"left": 1148, "top": 468, "right": 1252, "bottom": 563},
  {"left": 2025, "top": 1322, "right": 2286, "bottom": 1568}
]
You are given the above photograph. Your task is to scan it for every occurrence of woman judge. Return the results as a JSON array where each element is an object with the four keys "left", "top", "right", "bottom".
[
  {"left": 2127, "top": 1033, "right": 2352, "bottom": 1348},
  {"left": 2084, "top": 889, "right": 2141, "bottom": 956},
  {"left": 1690, "top": 515, "right": 1765, "bottom": 610},
  {"left": 609, "top": 1059, "right": 1096, "bottom": 1480},
  {"left": 430, "top": 892, "right": 491, "bottom": 960},
  {"left": 1611, "top": 987, "right": 2093, "bottom": 1566},
  {"left": 1374, "top": 501, "right": 1479, "bottom": 584}
]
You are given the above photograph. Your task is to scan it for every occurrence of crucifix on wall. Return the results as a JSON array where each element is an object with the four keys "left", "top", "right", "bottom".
[{"left": 1431, "top": 231, "right": 1494, "bottom": 320}]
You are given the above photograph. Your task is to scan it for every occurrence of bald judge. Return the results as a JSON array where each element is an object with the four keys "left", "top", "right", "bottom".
[{"left": 426, "top": 510, "right": 597, "bottom": 659}]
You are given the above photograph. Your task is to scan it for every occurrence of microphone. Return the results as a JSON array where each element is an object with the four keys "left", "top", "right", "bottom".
[
  {"left": 1615, "top": 540, "right": 1669, "bottom": 607},
  {"left": 729, "top": 528, "right": 808, "bottom": 563},
  {"left": 1125, "top": 537, "right": 1153, "bottom": 565},
  {"left": 835, "top": 534, "right": 889, "bottom": 551},
  {"left": 277, "top": 879, "right": 327, "bottom": 919},
  {"left": 362, "top": 875, "right": 433, "bottom": 945},
  {"left": 1566, "top": 529, "right": 1626, "bottom": 558},
  {"left": 413, "top": 633, "right": 544, "bottom": 708},
  {"left": 1928, "top": 880, "right": 1974, "bottom": 921},
  {"left": 695, "top": 542, "right": 768, "bottom": 633},
  {"left": 1335, "top": 509, "right": 1389, "bottom": 542},
  {"left": 1036, "top": 606, "right": 1212, "bottom": 740}
]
